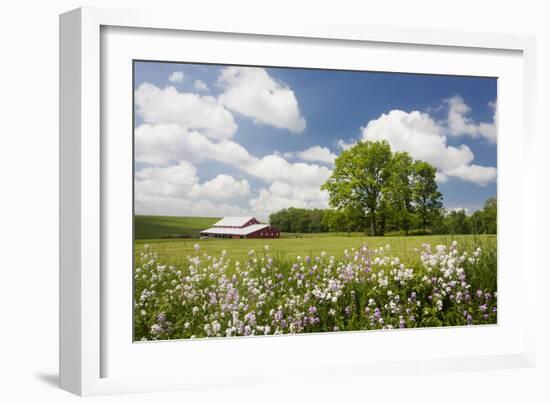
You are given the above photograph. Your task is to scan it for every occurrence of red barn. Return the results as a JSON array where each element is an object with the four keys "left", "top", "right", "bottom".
[{"left": 200, "top": 216, "right": 280, "bottom": 239}]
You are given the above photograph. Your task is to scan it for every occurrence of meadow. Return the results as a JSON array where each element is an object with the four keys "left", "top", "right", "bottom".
[
  {"left": 135, "top": 233, "right": 496, "bottom": 267},
  {"left": 133, "top": 216, "right": 497, "bottom": 341}
]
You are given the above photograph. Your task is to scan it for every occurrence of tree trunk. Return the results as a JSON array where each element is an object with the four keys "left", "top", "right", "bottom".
[
  {"left": 370, "top": 209, "right": 376, "bottom": 236},
  {"left": 422, "top": 209, "right": 426, "bottom": 233}
]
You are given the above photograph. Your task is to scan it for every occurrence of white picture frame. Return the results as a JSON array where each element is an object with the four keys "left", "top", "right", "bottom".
[{"left": 59, "top": 6, "right": 537, "bottom": 396}]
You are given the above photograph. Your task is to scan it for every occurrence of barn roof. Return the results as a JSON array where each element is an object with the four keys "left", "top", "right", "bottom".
[
  {"left": 213, "top": 216, "right": 257, "bottom": 227},
  {"left": 201, "top": 224, "right": 271, "bottom": 236}
]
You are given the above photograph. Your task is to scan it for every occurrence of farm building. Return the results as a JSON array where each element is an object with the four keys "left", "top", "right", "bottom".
[{"left": 200, "top": 216, "right": 280, "bottom": 239}]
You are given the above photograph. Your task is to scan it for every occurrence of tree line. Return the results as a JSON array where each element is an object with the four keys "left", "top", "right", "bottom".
[
  {"left": 269, "top": 141, "right": 497, "bottom": 236},
  {"left": 269, "top": 199, "right": 496, "bottom": 236}
]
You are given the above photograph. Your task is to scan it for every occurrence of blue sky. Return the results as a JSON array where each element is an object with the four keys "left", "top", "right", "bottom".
[{"left": 134, "top": 61, "right": 497, "bottom": 219}]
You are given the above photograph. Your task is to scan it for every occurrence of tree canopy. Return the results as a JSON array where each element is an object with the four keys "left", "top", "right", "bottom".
[
  {"left": 321, "top": 141, "right": 393, "bottom": 235},
  {"left": 322, "top": 141, "right": 442, "bottom": 236}
]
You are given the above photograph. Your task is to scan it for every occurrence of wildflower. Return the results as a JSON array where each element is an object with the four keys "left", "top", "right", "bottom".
[
  {"left": 134, "top": 240, "right": 497, "bottom": 340},
  {"left": 151, "top": 324, "right": 162, "bottom": 335},
  {"left": 194, "top": 244, "right": 200, "bottom": 252}
]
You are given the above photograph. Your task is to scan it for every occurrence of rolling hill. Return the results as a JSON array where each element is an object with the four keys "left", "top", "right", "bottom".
[{"left": 134, "top": 215, "right": 220, "bottom": 240}]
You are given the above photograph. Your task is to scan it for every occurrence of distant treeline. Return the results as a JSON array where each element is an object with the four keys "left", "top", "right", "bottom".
[{"left": 269, "top": 198, "right": 496, "bottom": 236}]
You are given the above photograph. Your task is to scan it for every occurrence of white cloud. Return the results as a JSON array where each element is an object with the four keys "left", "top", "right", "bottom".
[
  {"left": 336, "top": 139, "right": 356, "bottom": 151},
  {"left": 135, "top": 83, "right": 237, "bottom": 140},
  {"left": 444, "top": 164, "right": 497, "bottom": 187},
  {"left": 193, "top": 79, "right": 209, "bottom": 92},
  {"left": 135, "top": 161, "right": 199, "bottom": 197},
  {"left": 361, "top": 109, "right": 496, "bottom": 186},
  {"left": 295, "top": 146, "right": 337, "bottom": 164},
  {"left": 168, "top": 71, "right": 184, "bottom": 83},
  {"left": 134, "top": 161, "right": 250, "bottom": 216},
  {"left": 135, "top": 123, "right": 248, "bottom": 166},
  {"left": 218, "top": 66, "right": 306, "bottom": 133},
  {"left": 135, "top": 194, "right": 248, "bottom": 217},
  {"left": 445, "top": 96, "right": 497, "bottom": 143},
  {"left": 135, "top": 123, "right": 331, "bottom": 216},
  {"left": 135, "top": 123, "right": 331, "bottom": 188},
  {"left": 192, "top": 174, "right": 250, "bottom": 200},
  {"left": 250, "top": 181, "right": 329, "bottom": 218}
]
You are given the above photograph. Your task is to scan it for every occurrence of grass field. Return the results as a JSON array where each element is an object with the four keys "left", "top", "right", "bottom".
[
  {"left": 135, "top": 233, "right": 496, "bottom": 266},
  {"left": 134, "top": 215, "right": 220, "bottom": 239},
  {"left": 134, "top": 215, "right": 495, "bottom": 265}
]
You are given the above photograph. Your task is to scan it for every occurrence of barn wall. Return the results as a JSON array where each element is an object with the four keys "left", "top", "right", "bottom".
[{"left": 245, "top": 226, "right": 280, "bottom": 239}]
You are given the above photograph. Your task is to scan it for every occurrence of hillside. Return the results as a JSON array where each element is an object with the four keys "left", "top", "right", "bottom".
[{"left": 134, "top": 215, "right": 220, "bottom": 240}]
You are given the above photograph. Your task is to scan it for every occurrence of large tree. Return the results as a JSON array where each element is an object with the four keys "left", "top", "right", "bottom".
[
  {"left": 384, "top": 151, "right": 415, "bottom": 235},
  {"left": 411, "top": 161, "right": 443, "bottom": 233},
  {"left": 321, "top": 141, "right": 393, "bottom": 236}
]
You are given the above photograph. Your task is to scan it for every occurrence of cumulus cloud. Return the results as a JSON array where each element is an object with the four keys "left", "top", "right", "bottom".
[
  {"left": 294, "top": 146, "right": 337, "bottom": 164},
  {"left": 249, "top": 181, "right": 329, "bottom": 218},
  {"left": 193, "top": 79, "right": 209, "bottom": 92},
  {"left": 135, "top": 161, "right": 250, "bottom": 216},
  {"left": 135, "top": 193, "right": 248, "bottom": 217},
  {"left": 136, "top": 161, "right": 249, "bottom": 199},
  {"left": 445, "top": 96, "right": 497, "bottom": 143},
  {"left": 361, "top": 109, "right": 496, "bottom": 186},
  {"left": 168, "top": 71, "right": 184, "bottom": 83},
  {"left": 218, "top": 67, "right": 306, "bottom": 133},
  {"left": 135, "top": 123, "right": 331, "bottom": 216},
  {"left": 443, "top": 164, "right": 497, "bottom": 187},
  {"left": 336, "top": 139, "right": 356, "bottom": 151},
  {"left": 135, "top": 83, "right": 237, "bottom": 140},
  {"left": 135, "top": 123, "right": 331, "bottom": 188},
  {"left": 192, "top": 174, "right": 250, "bottom": 200}
]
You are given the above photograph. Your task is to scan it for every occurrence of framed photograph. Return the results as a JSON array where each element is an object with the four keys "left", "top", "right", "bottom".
[{"left": 60, "top": 7, "right": 537, "bottom": 396}]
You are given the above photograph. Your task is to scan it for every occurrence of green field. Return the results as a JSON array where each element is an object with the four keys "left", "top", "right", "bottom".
[
  {"left": 134, "top": 215, "right": 220, "bottom": 239},
  {"left": 134, "top": 215, "right": 495, "bottom": 265},
  {"left": 135, "top": 233, "right": 495, "bottom": 266}
]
